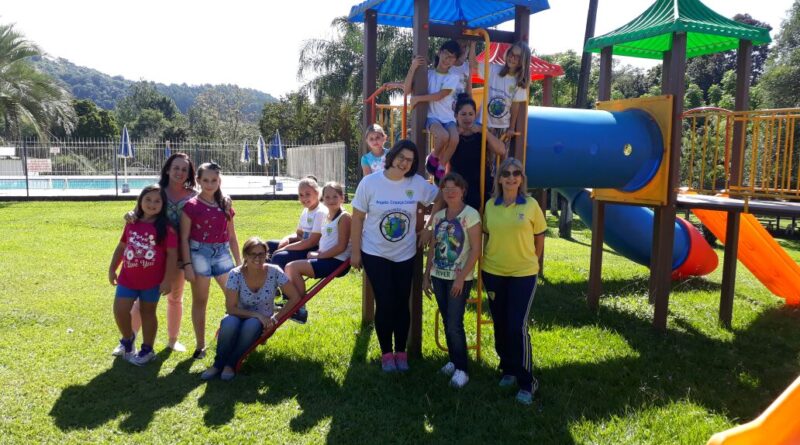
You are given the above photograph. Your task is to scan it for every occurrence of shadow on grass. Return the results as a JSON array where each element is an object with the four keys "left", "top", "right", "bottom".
[{"left": 49, "top": 350, "right": 200, "bottom": 432}]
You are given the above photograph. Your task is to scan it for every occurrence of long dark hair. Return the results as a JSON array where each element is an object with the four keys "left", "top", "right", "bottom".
[
  {"left": 454, "top": 93, "right": 476, "bottom": 118},
  {"left": 134, "top": 184, "right": 169, "bottom": 243},
  {"left": 383, "top": 139, "right": 419, "bottom": 177},
  {"left": 196, "top": 162, "right": 231, "bottom": 220},
  {"left": 159, "top": 153, "right": 196, "bottom": 189}
]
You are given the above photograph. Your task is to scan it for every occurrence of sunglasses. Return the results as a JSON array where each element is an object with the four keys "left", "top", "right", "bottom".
[{"left": 500, "top": 170, "right": 523, "bottom": 178}]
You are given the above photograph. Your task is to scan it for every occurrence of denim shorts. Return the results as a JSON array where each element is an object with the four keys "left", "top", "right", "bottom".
[
  {"left": 425, "top": 117, "right": 457, "bottom": 131},
  {"left": 189, "top": 239, "right": 235, "bottom": 277},
  {"left": 116, "top": 284, "right": 161, "bottom": 303},
  {"left": 309, "top": 257, "right": 350, "bottom": 278}
]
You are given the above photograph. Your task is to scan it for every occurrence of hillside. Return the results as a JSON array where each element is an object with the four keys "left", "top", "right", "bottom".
[{"left": 31, "top": 56, "right": 277, "bottom": 121}]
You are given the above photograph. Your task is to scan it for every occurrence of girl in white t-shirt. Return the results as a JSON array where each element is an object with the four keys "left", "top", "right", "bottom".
[
  {"left": 404, "top": 40, "right": 462, "bottom": 183},
  {"left": 422, "top": 172, "right": 481, "bottom": 388},
  {"left": 285, "top": 182, "right": 351, "bottom": 301},
  {"left": 470, "top": 41, "right": 531, "bottom": 145},
  {"left": 351, "top": 139, "right": 440, "bottom": 373}
]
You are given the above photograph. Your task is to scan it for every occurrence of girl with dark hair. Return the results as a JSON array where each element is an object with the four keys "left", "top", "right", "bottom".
[
  {"left": 119, "top": 152, "right": 197, "bottom": 355},
  {"left": 404, "top": 40, "right": 462, "bottom": 182},
  {"left": 351, "top": 139, "right": 440, "bottom": 372},
  {"left": 448, "top": 94, "right": 506, "bottom": 211},
  {"left": 181, "top": 162, "right": 241, "bottom": 359},
  {"left": 108, "top": 184, "right": 178, "bottom": 366}
]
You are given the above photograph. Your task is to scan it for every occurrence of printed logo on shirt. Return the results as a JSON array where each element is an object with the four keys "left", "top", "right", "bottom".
[
  {"left": 488, "top": 96, "right": 508, "bottom": 119},
  {"left": 325, "top": 227, "right": 333, "bottom": 235},
  {"left": 433, "top": 219, "right": 465, "bottom": 272},
  {"left": 123, "top": 230, "right": 157, "bottom": 269},
  {"left": 405, "top": 189, "right": 414, "bottom": 199},
  {"left": 518, "top": 213, "right": 525, "bottom": 221},
  {"left": 379, "top": 210, "right": 410, "bottom": 242}
]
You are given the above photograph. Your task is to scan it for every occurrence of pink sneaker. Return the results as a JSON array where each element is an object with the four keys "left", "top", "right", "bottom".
[
  {"left": 394, "top": 352, "right": 409, "bottom": 372},
  {"left": 381, "top": 353, "right": 397, "bottom": 372}
]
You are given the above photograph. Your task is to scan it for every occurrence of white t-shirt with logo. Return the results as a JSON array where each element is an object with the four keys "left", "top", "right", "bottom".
[
  {"left": 299, "top": 205, "right": 328, "bottom": 240},
  {"left": 477, "top": 63, "right": 527, "bottom": 129},
  {"left": 352, "top": 172, "right": 439, "bottom": 262},
  {"left": 430, "top": 205, "right": 481, "bottom": 281},
  {"left": 318, "top": 210, "right": 352, "bottom": 261},
  {"left": 448, "top": 63, "right": 471, "bottom": 98},
  {"left": 426, "top": 69, "right": 460, "bottom": 124}
]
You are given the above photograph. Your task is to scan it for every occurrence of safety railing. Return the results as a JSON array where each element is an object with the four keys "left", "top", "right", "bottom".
[
  {"left": 364, "top": 82, "right": 407, "bottom": 143},
  {"left": 681, "top": 107, "right": 800, "bottom": 203}
]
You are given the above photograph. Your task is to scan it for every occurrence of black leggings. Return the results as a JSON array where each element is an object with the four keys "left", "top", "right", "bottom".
[{"left": 361, "top": 251, "right": 415, "bottom": 354}]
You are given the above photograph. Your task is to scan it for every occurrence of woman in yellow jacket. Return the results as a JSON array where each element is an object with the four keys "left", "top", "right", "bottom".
[{"left": 481, "top": 157, "right": 547, "bottom": 405}]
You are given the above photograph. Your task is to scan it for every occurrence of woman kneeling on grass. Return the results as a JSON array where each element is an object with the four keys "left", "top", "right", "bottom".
[
  {"left": 284, "top": 181, "right": 352, "bottom": 300},
  {"left": 201, "top": 237, "right": 301, "bottom": 381},
  {"left": 108, "top": 184, "right": 178, "bottom": 365}
]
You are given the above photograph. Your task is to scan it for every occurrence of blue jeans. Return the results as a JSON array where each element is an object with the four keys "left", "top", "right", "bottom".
[
  {"left": 482, "top": 272, "right": 538, "bottom": 392},
  {"left": 189, "top": 240, "right": 234, "bottom": 277},
  {"left": 431, "top": 277, "right": 473, "bottom": 372},
  {"left": 213, "top": 315, "right": 263, "bottom": 369}
]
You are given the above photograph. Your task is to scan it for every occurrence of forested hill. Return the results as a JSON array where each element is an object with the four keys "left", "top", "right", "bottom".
[{"left": 31, "top": 56, "right": 277, "bottom": 119}]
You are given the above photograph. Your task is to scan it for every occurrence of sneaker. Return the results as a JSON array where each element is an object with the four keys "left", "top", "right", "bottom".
[
  {"left": 450, "top": 370, "right": 469, "bottom": 388},
  {"left": 499, "top": 375, "right": 517, "bottom": 387},
  {"left": 192, "top": 348, "right": 206, "bottom": 360},
  {"left": 220, "top": 368, "right": 236, "bottom": 381},
  {"left": 129, "top": 349, "right": 156, "bottom": 367},
  {"left": 167, "top": 340, "right": 186, "bottom": 352},
  {"left": 440, "top": 362, "right": 456, "bottom": 377},
  {"left": 200, "top": 366, "right": 220, "bottom": 380},
  {"left": 289, "top": 305, "right": 308, "bottom": 324},
  {"left": 516, "top": 390, "right": 533, "bottom": 405},
  {"left": 394, "top": 352, "right": 409, "bottom": 372},
  {"left": 381, "top": 353, "right": 397, "bottom": 373},
  {"left": 112, "top": 333, "right": 135, "bottom": 357}
]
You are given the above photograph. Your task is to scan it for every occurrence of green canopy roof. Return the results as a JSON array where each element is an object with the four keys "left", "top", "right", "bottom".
[{"left": 584, "top": 0, "right": 771, "bottom": 59}]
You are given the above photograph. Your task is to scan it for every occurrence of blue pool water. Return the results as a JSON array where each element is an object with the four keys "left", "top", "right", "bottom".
[{"left": 0, "top": 177, "right": 158, "bottom": 190}]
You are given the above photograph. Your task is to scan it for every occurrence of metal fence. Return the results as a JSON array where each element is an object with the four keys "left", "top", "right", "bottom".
[{"left": 0, "top": 138, "right": 347, "bottom": 198}]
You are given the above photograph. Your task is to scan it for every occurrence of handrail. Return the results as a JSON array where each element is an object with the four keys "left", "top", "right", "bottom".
[{"left": 364, "top": 82, "right": 408, "bottom": 137}]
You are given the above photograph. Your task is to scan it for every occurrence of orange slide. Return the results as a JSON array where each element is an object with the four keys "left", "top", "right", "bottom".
[
  {"left": 707, "top": 375, "right": 800, "bottom": 445},
  {"left": 692, "top": 209, "right": 800, "bottom": 305}
]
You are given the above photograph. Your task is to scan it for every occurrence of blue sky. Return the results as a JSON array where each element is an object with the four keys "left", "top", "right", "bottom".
[{"left": 3, "top": 0, "right": 794, "bottom": 97}]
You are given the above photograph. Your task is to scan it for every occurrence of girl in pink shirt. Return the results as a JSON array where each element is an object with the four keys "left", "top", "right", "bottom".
[
  {"left": 108, "top": 184, "right": 178, "bottom": 366},
  {"left": 180, "top": 162, "right": 241, "bottom": 359}
]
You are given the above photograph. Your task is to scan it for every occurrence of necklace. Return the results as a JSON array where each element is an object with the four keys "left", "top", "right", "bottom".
[{"left": 198, "top": 194, "right": 218, "bottom": 207}]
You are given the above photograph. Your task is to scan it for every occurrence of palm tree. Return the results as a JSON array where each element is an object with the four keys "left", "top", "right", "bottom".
[
  {"left": 0, "top": 23, "right": 75, "bottom": 141},
  {"left": 297, "top": 16, "right": 413, "bottom": 103}
]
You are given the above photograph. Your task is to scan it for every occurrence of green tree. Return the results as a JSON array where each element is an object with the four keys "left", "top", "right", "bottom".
[
  {"left": 759, "top": 0, "right": 800, "bottom": 108},
  {"left": 116, "top": 81, "right": 186, "bottom": 139},
  {"left": 0, "top": 23, "right": 75, "bottom": 141},
  {"left": 684, "top": 83, "right": 705, "bottom": 109}
]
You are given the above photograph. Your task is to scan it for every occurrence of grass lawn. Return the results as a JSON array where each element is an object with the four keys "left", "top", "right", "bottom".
[{"left": 1, "top": 200, "right": 799, "bottom": 444}]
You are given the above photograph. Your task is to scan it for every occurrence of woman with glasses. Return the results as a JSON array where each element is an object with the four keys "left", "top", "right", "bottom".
[
  {"left": 351, "top": 139, "right": 440, "bottom": 373},
  {"left": 201, "top": 237, "right": 300, "bottom": 381},
  {"left": 482, "top": 157, "right": 547, "bottom": 405}
]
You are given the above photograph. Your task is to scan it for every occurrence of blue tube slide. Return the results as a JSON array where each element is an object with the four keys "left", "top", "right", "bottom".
[
  {"left": 525, "top": 106, "right": 663, "bottom": 191},
  {"left": 555, "top": 188, "right": 690, "bottom": 269}
]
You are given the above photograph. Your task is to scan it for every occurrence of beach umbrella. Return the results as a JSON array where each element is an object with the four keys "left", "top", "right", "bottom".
[
  {"left": 164, "top": 140, "right": 171, "bottom": 158},
  {"left": 257, "top": 135, "right": 267, "bottom": 167},
  {"left": 269, "top": 130, "right": 284, "bottom": 160},
  {"left": 240, "top": 139, "right": 251, "bottom": 163},
  {"left": 118, "top": 126, "right": 134, "bottom": 192}
]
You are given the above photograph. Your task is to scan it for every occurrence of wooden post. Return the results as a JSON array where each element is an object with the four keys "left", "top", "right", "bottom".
[
  {"left": 542, "top": 76, "right": 553, "bottom": 106},
  {"left": 719, "top": 40, "right": 751, "bottom": 328},
  {"left": 407, "top": 0, "right": 430, "bottom": 358},
  {"left": 360, "top": 9, "right": 378, "bottom": 324},
  {"left": 510, "top": 5, "right": 530, "bottom": 159},
  {"left": 649, "top": 50, "right": 671, "bottom": 301},
  {"left": 588, "top": 199, "right": 605, "bottom": 310},
  {"left": 651, "top": 32, "right": 687, "bottom": 331},
  {"left": 575, "top": 0, "right": 599, "bottom": 109},
  {"left": 597, "top": 47, "right": 613, "bottom": 103}
]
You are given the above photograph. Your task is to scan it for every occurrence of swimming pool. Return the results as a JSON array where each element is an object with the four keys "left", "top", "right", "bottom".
[{"left": 0, "top": 177, "right": 158, "bottom": 190}]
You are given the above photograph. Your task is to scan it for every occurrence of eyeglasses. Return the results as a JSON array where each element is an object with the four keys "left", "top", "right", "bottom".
[
  {"left": 395, "top": 155, "right": 414, "bottom": 164},
  {"left": 246, "top": 251, "right": 268, "bottom": 259},
  {"left": 508, "top": 51, "right": 522, "bottom": 58},
  {"left": 500, "top": 170, "right": 523, "bottom": 178},
  {"left": 442, "top": 187, "right": 462, "bottom": 193}
]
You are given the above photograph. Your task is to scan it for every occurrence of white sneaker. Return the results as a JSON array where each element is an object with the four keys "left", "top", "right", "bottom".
[
  {"left": 450, "top": 370, "right": 469, "bottom": 388},
  {"left": 129, "top": 350, "right": 156, "bottom": 366},
  {"left": 440, "top": 361, "right": 455, "bottom": 377},
  {"left": 111, "top": 343, "right": 126, "bottom": 357},
  {"left": 167, "top": 341, "right": 187, "bottom": 352}
]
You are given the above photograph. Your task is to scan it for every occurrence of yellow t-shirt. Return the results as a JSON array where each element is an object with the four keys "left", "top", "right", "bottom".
[{"left": 481, "top": 195, "right": 547, "bottom": 277}]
